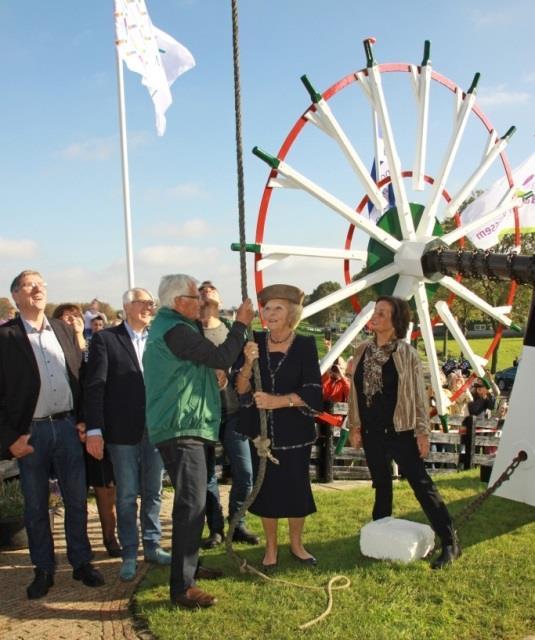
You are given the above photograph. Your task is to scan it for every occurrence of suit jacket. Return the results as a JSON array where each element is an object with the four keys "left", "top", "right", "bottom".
[
  {"left": 84, "top": 322, "right": 146, "bottom": 445},
  {"left": 0, "top": 317, "right": 83, "bottom": 459}
]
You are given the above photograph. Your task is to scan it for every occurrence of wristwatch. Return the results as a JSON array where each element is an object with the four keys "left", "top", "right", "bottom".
[{"left": 288, "top": 396, "right": 294, "bottom": 407}]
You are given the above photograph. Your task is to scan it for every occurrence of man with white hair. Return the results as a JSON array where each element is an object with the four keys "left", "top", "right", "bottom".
[
  {"left": 85, "top": 287, "right": 170, "bottom": 582},
  {"left": 143, "top": 274, "right": 254, "bottom": 609}
]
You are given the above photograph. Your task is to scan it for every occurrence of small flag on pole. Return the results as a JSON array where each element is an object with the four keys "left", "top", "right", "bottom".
[
  {"left": 366, "top": 113, "right": 395, "bottom": 223},
  {"left": 114, "top": 0, "right": 195, "bottom": 136}
]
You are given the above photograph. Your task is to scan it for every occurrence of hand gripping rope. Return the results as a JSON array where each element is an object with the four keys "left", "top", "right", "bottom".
[{"left": 226, "top": 0, "right": 351, "bottom": 629}]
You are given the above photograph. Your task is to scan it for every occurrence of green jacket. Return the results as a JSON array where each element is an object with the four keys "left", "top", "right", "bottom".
[{"left": 143, "top": 307, "right": 221, "bottom": 445}]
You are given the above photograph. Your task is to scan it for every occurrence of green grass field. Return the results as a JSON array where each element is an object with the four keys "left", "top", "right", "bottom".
[{"left": 134, "top": 471, "right": 535, "bottom": 640}]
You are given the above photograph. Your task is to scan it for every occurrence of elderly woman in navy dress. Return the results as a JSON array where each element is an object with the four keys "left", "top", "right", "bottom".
[{"left": 236, "top": 284, "right": 322, "bottom": 572}]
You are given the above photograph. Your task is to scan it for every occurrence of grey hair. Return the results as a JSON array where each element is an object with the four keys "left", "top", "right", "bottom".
[
  {"left": 287, "top": 302, "right": 304, "bottom": 330},
  {"left": 122, "top": 287, "right": 154, "bottom": 306},
  {"left": 158, "top": 274, "right": 198, "bottom": 309},
  {"left": 10, "top": 270, "right": 42, "bottom": 293}
]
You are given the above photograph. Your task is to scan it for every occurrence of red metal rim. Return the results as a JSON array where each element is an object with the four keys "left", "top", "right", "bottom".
[{"left": 254, "top": 61, "right": 519, "bottom": 368}]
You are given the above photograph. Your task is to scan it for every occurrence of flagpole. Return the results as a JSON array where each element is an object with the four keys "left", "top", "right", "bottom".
[{"left": 115, "top": 49, "right": 135, "bottom": 289}]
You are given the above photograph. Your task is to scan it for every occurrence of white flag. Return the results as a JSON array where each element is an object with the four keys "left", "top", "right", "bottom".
[
  {"left": 462, "top": 153, "right": 535, "bottom": 249},
  {"left": 153, "top": 26, "right": 195, "bottom": 87},
  {"left": 114, "top": 0, "right": 195, "bottom": 136}
]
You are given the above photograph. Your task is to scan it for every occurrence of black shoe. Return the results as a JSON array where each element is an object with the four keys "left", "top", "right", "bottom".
[
  {"left": 104, "top": 539, "right": 122, "bottom": 558},
  {"left": 261, "top": 557, "right": 278, "bottom": 575},
  {"left": 72, "top": 562, "right": 105, "bottom": 587},
  {"left": 27, "top": 568, "right": 54, "bottom": 600},
  {"left": 431, "top": 541, "right": 462, "bottom": 569},
  {"left": 201, "top": 532, "right": 224, "bottom": 549},
  {"left": 232, "top": 526, "right": 260, "bottom": 545},
  {"left": 289, "top": 549, "right": 317, "bottom": 566}
]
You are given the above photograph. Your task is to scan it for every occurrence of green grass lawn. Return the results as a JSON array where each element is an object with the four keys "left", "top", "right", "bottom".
[{"left": 134, "top": 471, "right": 535, "bottom": 640}]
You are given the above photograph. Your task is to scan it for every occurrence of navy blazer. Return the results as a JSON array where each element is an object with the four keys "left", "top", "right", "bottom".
[
  {"left": 0, "top": 317, "right": 82, "bottom": 459},
  {"left": 84, "top": 322, "right": 146, "bottom": 445}
]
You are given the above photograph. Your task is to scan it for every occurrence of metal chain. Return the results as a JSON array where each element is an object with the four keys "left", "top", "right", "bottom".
[{"left": 455, "top": 450, "right": 527, "bottom": 529}]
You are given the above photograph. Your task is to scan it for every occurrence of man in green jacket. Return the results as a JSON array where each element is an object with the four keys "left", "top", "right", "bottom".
[{"left": 144, "top": 274, "right": 254, "bottom": 609}]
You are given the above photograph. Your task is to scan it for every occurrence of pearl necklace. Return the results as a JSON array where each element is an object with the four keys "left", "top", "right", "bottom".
[{"left": 268, "top": 331, "right": 294, "bottom": 344}]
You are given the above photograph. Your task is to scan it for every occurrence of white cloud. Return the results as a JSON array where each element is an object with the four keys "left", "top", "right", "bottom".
[
  {"left": 138, "top": 245, "right": 220, "bottom": 267},
  {"left": 478, "top": 85, "right": 530, "bottom": 108},
  {"left": 56, "top": 131, "right": 149, "bottom": 161},
  {"left": 468, "top": 9, "right": 512, "bottom": 27},
  {"left": 144, "top": 182, "right": 206, "bottom": 202},
  {"left": 0, "top": 237, "right": 39, "bottom": 259},
  {"left": 166, "top": 183, "right": 205, "bottom": 199},
  {"left": 146, "top": 218, "right": 211, "bottom": 239},
  {"left": 523, "top": 72, "right": 535, "bottom": 84},
  {"left": 57, "top": 136, "right": 116, "bottom": 161}
]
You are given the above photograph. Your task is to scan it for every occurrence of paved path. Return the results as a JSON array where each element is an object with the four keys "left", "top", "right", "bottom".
[
  {"left": 0, "top": 481, "right": 365, "bottom": 639},
  {"left": 0, "top": 495, "right": 174, "bottom": 640}
]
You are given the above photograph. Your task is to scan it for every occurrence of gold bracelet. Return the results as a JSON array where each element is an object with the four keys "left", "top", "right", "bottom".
[{"left": 288, "top": 395, "right": 294, "bottom": 408}]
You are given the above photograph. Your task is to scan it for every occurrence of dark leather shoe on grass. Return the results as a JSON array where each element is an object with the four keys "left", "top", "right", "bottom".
[
  {"left": 27, "top": 568, "right": 54, "bottom": 600},
  {"left": 232, "top": 526, "right": 260, "bottom": 545},
  {"left": 72, "top": 562, "right": 105, "bottom": 587},
  {"left": 172, "top": 587, "right": 217, "bottom": 609},
  {"left": 195, "top": 565, "right": 223, "bottom": 580},
  {"left": 431, "top": 541, "right": 462, "bottom": 569},
  {"left": 290, "top": 549, "right": 317, "bottom": 566},
  {"left": 201, "top": 532, "right": 224, "bottom": 549}
]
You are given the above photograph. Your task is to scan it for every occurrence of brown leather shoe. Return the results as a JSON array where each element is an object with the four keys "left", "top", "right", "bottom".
[
  {"left": 172, "top": 587, "right": 217, "bottom": 609},
  {"left": 195, "top": 565, "right": 223, "bottom": 580}
]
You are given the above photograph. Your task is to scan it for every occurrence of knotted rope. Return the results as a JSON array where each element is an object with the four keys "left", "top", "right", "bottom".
[{"left": 226, "top": 0, "right": 351, "bottom": 629}]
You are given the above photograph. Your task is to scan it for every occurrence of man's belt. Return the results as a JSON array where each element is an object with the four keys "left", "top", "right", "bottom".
[{"left": 33, "top": 411, "right": 73, "bottom": 422}]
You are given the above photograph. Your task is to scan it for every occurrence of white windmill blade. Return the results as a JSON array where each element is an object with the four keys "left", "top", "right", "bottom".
[
  {"left": 482, "top": 129, "right": 498, "bottom": 162},
  {"left": 257, "top": 155, "right": 402, "bottom": 253},
  {"left": 365, "top": 63, "right": 415, "bottom": 240},
  {"left": 255, "top": 244, "right": 368, "bottom": 271},
  {"left": 441, "top": 185, "right": 519, "bottom": 246},
  {"left": 301, "top": 262, "right": 399, "bottom": 320},
  {"left": 393, "top": 274, "right": 419, "bottom": 300},
  {"left": 416, "top": 73, "right": 479, "bottom": 238},
  {"left": 445, "top": 126, "right": 516, "bottom": 218},
  {"left": 304, "top": 98, "right": 388, "bottom": 211},
  {"left": 413, "top": 282, "right": 451, "bottom": 416},
  {"left": 355, "top": 70, "right": 373, "bottom": 101},
  {"left": 438, "top": 275, "right": 513, "bottom": 327},
  {"left": 435, "top": 301, "right": 488, "bottom": 377},
  {"left": 411, "top": 41, "right": 432, "bottom": 191},
  {"left": 319, "top": 302, "right": 375, "bottom": 374}
]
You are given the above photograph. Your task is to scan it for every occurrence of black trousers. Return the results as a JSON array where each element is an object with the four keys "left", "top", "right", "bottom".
[
  {"left": 157, "top": 438, "right": 207, "bottom": 598},
  {"left": 362, "top": 428, "right": 454, "bottom": 544}
]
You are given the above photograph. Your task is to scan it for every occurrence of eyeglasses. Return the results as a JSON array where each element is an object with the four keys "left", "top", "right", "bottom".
[
  {"left": 17, "top": 282, "right": 48, "bottom": 292},
  {"left": 178, "top": 294, "right": 201, "bottom": 300},
  {"left": 132, "top": 300, "right": 156, "bottom": 309}
]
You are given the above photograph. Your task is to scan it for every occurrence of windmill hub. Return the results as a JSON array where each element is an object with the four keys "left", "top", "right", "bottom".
[{"left": 393, "top": 238, "right": 441, "bottom": 278}]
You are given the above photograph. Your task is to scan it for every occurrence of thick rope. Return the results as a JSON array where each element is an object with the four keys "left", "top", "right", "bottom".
[
  {"left": 226, "top": 1, "right": 351, "bottom": 629},
  {"left": 226, "top": 0, "right": 272, "bottom": 559}
]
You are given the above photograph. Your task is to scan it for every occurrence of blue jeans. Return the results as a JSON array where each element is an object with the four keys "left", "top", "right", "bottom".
[
  {"left": 18, "top": 416, "right": 92, "bottom": 573},
  {"left": 205, "top": 412, "right": 253, "bottom": 532},
  {"left": 107, "top": 430, "right": 164, "bottom": 559}
]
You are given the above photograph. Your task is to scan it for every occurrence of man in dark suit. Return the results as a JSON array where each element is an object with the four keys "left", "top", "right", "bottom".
[
  {"left": 84, "top": 287, "right": 170, "bottom": 582},
  {"left": 0, "top": 270, "right": 104, "bottom": 599}
]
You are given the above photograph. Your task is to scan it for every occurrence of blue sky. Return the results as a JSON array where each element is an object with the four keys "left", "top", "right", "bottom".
[{"left": 1, "top": 0, "right": 534, "bottom": 309}]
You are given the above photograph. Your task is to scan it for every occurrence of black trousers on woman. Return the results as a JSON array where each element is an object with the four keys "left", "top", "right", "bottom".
[{"left": 362, "top": 428, "right": 454, "bottom": 545}]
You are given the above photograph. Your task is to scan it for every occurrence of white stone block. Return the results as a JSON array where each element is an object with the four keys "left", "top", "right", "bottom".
[{"left": 360, "top": 517, "right": 435, "bottom": 563}]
